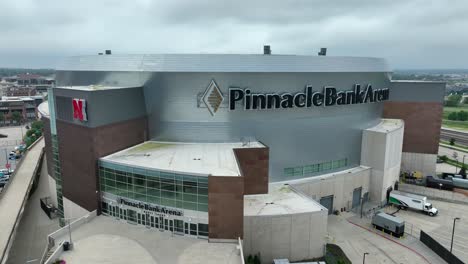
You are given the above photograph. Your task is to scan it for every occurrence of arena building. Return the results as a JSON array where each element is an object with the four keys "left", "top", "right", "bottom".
[{"left": 39, "top": 50, "right": 444, "bottom": 263}]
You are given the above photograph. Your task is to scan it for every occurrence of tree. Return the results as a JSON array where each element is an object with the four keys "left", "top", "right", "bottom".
[
  {"left": 445, "top": 94, "right": 462, "bottom": 107},
  {"left": 450, "top": 138, "right": 456, "bottom": 146},
  {"left": 11, "top": 112, "right": 22, "bottom": 124},
  {"left": 459, "top": 165, "right": 467, "bottom": 179}
]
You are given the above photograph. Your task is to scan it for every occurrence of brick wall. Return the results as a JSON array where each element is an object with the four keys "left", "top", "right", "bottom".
[
  {"left": 383, "top": 102, "right": 442, "bottom": 154},
  {"left": 234, "top": 147, "right": 269, "bottom": 195},
  {"left": 56, "top": 117, "right": 147, "bottom": 212},
  {"left": 208, "top": 176, "right": 244, "bottom": 239}
]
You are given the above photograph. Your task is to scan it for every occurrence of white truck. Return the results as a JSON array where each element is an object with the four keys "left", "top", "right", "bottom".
[{"left": 389, "top": 191, "right": 438, "bottom": 216}]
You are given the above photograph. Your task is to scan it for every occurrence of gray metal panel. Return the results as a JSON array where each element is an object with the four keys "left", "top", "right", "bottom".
[
  {"left": 320, "top": 196, "right": 334, "bottom": 215},
  {"left": 57, "top": 54, "right": 391, "bottom": 73},
  {"left": 352, "top": 187, "right": 362, "bottom": 208},
  {"left": 53, "top": 86, "right": 146, "bottom": 128},
  {"left": 389, "top": 81, "right": 445, "bottom": 103},
  {"left": 55, "top": 70, "right": 389, "bottom": 182}
]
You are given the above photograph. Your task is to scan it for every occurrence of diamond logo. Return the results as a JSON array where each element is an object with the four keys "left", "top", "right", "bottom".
[{"left": 202, "top": 80, "right": 224, "bottom": 116}]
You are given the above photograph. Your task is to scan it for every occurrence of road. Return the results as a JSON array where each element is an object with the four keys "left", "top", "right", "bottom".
[
  {"left": 0, "top": 139, "right": 44, "bottom": 263},
  {"left": 441, "top": 127, "right": 468, "bottom": 146},
  {"left": 6, "top": 152, "right": 60, "bottom": 264},
  {"left": 389, "top": 200, "right": 468, "bottom": 263}
]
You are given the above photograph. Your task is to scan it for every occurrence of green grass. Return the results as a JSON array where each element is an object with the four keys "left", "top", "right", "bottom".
[
  {"left": 442, "top": 120, "right": 468, "bottom": 131},
  {"left": 128, "top": 142, "right": 173, "bottom": 153},
  {"left": 443, "top": 105, "right": 468, "bottom": 119},
  {"left": 440, "top": 140, "right": 468, "bottom": 151}
]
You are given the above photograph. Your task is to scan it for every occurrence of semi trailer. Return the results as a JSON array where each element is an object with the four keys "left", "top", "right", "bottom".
[
  {"left": 372, "top": 212, "right": 405, "bottom": 237},
  {"left": 389, "top": 191, "right": 438, "bottom": 216}
]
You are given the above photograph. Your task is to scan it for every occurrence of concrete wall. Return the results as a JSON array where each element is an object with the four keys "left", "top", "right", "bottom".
[
  {"left": 290, "top": 167, "right": 371, "bottom": 212},
  {"left": 47, "top": 175, "right": 58, "bottom": 208},
  {"left": 361, "top": 120, "right": 404, "bottom": 202},
  {"left": 63, "top": 196, "right": 90, "bottom": 220},
  {"left": 401, "top": 152, "right": 437, "bottom": 176},
  {"left": 243, "top": 210, "right": 327, "bottom": 264}
]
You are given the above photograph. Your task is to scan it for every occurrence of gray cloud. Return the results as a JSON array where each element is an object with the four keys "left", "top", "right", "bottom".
[{"left": 0, "top": 0, "right": 467, "bottom": 69}]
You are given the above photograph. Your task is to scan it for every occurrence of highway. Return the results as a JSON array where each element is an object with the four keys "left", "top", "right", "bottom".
[{"left": 440, "top": 128, "right": 468, "bottom": 146}]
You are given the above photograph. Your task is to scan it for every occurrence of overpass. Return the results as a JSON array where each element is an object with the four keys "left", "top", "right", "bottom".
[{"left": 0, "top": 139, "right": 44, "bottom": 264}]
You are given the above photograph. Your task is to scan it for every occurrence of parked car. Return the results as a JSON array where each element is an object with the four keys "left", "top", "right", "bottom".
[
  {"left": 0, "top": 169, "right": 12, "bottom": 175},
  {"left": 0, "top": 178, "right": 9, "bottom": 187}
]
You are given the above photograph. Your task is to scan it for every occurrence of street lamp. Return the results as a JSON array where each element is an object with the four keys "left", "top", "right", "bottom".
[
  {"left": 363, "top": 252, "right": 369, "bottom": 264},
  {"left": 451, "top": 217, "right": 461, "bottom": 253}
]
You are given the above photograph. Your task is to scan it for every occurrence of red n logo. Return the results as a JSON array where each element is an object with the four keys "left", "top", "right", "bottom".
[{"left": 72, "top": 99, "right": 87, "bottom": 121}]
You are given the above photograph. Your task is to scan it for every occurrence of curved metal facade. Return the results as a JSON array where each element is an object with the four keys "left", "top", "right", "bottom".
[{"left": 55, "top": 54, "right": 391, "bottom": 182}]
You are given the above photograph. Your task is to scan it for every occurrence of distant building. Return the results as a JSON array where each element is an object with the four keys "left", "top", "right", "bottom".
[
  {"left": 1, "top": 73, "right": 55, "bottom": 95},
  {"left": 0, "top": 95, "right": 44, "bottom": 124}
]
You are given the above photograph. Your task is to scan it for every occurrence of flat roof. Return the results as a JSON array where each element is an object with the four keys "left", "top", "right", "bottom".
[
  {"left": 365, "top": 119, "right": 403, "bottom": 133},
  {"left": 55, "top": 85, "right": 139, "bottom": 91},
  {"left": 244, "top": 185, "right": 324, "bottom": 216},
  {"left": 101, "top": 141, "right": 265, "bottom": 176},
  {"left": 57, "top": 54, "right": 390, "bottom": 73}
]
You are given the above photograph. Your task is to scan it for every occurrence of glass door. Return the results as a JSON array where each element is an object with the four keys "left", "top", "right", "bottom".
[
  {"left": 174, "top": 219, "right": 184, "bottom": 234},
  {"left": 127, "top": 209, "right": 137, "bottom": 224},
  {"left": 145, "top": 213, "right": 151, "bottom": 228}
]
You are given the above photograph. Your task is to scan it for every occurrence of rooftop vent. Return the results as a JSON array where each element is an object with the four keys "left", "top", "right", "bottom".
[
  {"left": 105, "top": 50, "right": 112, "bottom": 55},
  {"left": 318, "top": 48, "right": 327, "bottom": 56},
  {"left": 263, "top": 45, "right": 271, "bottom": 55}
]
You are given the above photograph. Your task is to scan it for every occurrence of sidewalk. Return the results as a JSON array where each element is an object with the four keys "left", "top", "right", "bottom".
[{"left": 0, "top": 139, "right": 44, "bottom": 262}]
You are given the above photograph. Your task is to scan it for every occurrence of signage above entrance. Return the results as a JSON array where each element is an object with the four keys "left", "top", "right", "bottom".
[
  {"left": 118, "top": 198, "right": 183, "bottom": 216},
  {"left": 229, "top": 84, "right": 389, "bottom": 111}
]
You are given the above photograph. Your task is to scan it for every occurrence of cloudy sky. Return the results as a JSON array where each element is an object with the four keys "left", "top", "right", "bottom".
[{"left": 0, "top": 0, "right": 467, "bottom": 69}]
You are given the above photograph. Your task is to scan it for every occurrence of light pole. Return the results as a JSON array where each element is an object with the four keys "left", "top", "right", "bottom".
[
  {"left": 363, "top": 252, "right": 369, "bottom": 264},
  {"left": 450, "top": 217, "right": 460, "bottom": 253}
]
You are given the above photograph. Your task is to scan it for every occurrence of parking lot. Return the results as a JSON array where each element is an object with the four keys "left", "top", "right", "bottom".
[
  {"left": 0, "top": 126, "right": 27, "bottom": 173},
  {"left": 388, "top": 200, "right": 468, "bottom": 263},
  {"left": 328, "top": 213, "right": 444, "bottom": 264}
]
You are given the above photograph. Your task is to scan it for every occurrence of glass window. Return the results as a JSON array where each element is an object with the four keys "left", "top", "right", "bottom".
[
  {"left": 198, "top": 223, "right": 209, "bottom": 237},
  {"left": 293, "top": 166, "right": 303, "bottom": 177},
  {"left": 198, "top": 203, "right": 208, "bottom": 212},
  {"left": 198, "top": 187, "right": 208, "bottom": 196},
  {"left": 147, "top": 179, "right": 160, "bottom": 189},
  {"left": 147, "top": 188, "right": 160, "bottom": 197},
  {"left": 284, "top": 167, "right": 294, "bottom": 177},
  {"left": 198, "top": 195, "right": 208, "bottom": 204},
  {"left": 183, "top": 193, "right": 198, "bottom": 203},
  {"left": 321, "top": 161, "right": 332, "bottom": 171},
  {"left": 184, "top": 201, "right": 198, "bottom": 211}
]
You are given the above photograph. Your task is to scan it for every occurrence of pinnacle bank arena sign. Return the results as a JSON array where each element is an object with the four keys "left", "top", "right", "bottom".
[{"left": 228, "top": 84, "right": 389, "bottom": 110}]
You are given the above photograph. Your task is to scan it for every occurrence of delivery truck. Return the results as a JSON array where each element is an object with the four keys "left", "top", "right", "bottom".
[
  {"left": 372, "top": 212, "right": 405, "bottom": 237},
  {"left": 389, "top": 191, "right": 438, "bottom": 216}
]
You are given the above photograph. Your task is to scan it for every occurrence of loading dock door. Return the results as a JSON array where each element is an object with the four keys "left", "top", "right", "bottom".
[
  {"left": 320, "top": 195, "right": 334, "bottom": 215},
  {"left": 352, "top": 187, "right": 362, "bottom": 209}
]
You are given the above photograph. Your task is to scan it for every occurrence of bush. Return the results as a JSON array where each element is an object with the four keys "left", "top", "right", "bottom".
[
  {"left": 448, "top": 112, "right": 458, "bottom": 120},
  {"left": 458, "top": 110, "right": 468, "bottom": 121},
  {"left": 440, "top": 155, "right": 448, "bottom": 162}
]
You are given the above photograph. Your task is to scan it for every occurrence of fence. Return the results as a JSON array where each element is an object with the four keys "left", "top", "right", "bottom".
[{"left": 420, "top": 230, "right": 464, "bottom": 264}]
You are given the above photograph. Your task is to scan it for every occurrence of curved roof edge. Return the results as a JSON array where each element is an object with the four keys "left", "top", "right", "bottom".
[
  {"left": 56, "top": 54, "right": 391, "bottom": 73},
  {"left": 38, "top": 101, "right": 50, "bottom": 118}
]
